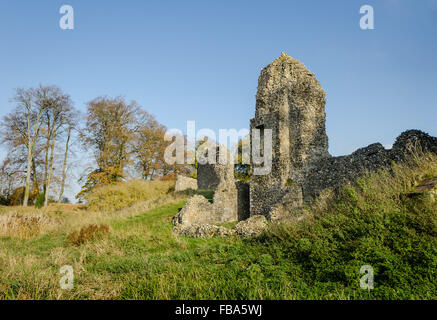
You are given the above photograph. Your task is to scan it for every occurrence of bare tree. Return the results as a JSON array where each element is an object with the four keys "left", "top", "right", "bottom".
[
  {"left": 58, "top": 125, "right": 72, "bottom": 203},
  {"left": 1, "top": 85, "right": 75, "bottom": 207},
  {"left": 33, "top": 86, "right": 74, "bottom": 207},
  {"left": 10, "top": 87, "right": 48, "bottom": 206}
]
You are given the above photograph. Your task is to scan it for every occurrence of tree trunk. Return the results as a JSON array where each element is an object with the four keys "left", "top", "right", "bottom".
[
  {"left": 32, "top": 157, "right": 39, "bottom": 196},
  {"left": 23, "top": 111, "right": 42, "bottom": 206},
  {"left": 23, "top": 138, "right": 33, "bottom": 206},
  {"left": 44, "top": 125, "right": 57, "bottom": 208},
  {"left": 58, "top": 126, "right": 71, "bottom": 203},
  {"left": 43, "top": 123, "right": 50, "bottom": 194}
]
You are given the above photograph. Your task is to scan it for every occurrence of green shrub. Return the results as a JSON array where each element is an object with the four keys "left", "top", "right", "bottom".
[
  {"left": 196, "top": 189, "right": 215, "bottom": 202},
  {"left": 257, "top": 153, "right": 437, "bottom": 299},
  {"left": 34, "top": 194, "right": 45, "bottom": 209}
]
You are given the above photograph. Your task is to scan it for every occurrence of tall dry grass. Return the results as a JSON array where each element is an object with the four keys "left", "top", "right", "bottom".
[
  {"left": 0, "top": 211, "right": 57, "bottom": 238},
  {"left": 309, "top": 151, "right": 437, "bottom": 215},
  {"left": 0, "top": 181, "right": 186, "bottom": 240}
]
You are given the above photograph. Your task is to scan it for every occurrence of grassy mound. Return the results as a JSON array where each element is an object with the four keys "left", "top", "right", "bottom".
[
  {"left": 253, "top": 152, "right": 437, "bottom": 299},
  {"left": 85, "top": 179, "right": 174, "bottom": 212}
]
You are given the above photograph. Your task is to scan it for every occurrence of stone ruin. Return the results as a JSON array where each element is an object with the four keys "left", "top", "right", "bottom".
[
  {"left": 175, "top": 175, "right": 198, "bottom": 192},
  {"left": 250, "top": 52, "right": 330, "bottom": 219},
  {"left": 197, "top": 163, "right": 220, "bottom": 190},
  {"left": 172, "top": 146, "right": 240, "bottom": 235},
  {"left": 172, "top": 52, "right": 437, "bottom": 237}
]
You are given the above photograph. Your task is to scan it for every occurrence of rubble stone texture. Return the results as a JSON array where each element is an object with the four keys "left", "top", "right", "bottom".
[
  {"left": 250, "top": 53, "right": 437, "bottom": 220},
  {"left": 175, "top": 175, "right": 198, "bottom": 192},
  {"left": 197, "top": 164, "right": 220, "bottom": 190},
  {"left": 303, "top": 130, "right": 437, "bottom": 202},
  {"left": 172, "top": 195, "right": 216, "bottom": 226},
  {"left": 250, "top": 52, "right": 330, "bottom": 217},
  {"left": 173, "top": 223, "right": 236, "bottom": 238},
  {"left": 172, "top": 146, "right": 238, "bottom": 234},
  {"left": 197, "top": 142, "right": 222, "bottom": 190},
  {"left": 172, "top": 53, "right": 437, "bottom": 238},
  {"left": 234, "top": 215, "right": 268, "bottom": 238}
]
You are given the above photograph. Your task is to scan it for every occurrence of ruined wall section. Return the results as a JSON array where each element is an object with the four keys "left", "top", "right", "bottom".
[
  {"left": 250, "top": 112, "right": 287, "bottom": 217},
  {"left": 175, "top": 175, "right": 198, "bottom": 192},
  {"left": 303, "top": 130, "right": 437, "bottom": 202},
  {"left": 173, "top": 146, "right": 239, "bottom": 234},
  {"left": 172, "top": 52, "right": 437, "bottom": 238},
  {"left": 255, "top": 52, "right": 330, "bottom": 177},
  {"left": 250, "top": 52, "right": 330, "bottom": 217},
  {"left": 197, "top": 164, "right": 220, "bottom": 190}
]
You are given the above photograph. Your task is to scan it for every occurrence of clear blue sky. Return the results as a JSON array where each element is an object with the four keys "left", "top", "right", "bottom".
[{"left": 0, "top": 0, "right": 436, "bottom": 198}]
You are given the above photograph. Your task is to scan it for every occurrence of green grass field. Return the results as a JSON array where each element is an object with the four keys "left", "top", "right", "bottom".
[{"left": 0, "top": 154, "right": 436, "bottom": 300}]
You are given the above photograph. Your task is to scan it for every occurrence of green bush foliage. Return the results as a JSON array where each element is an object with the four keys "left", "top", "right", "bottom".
[
  {"left": 34, "top": 194, "right": 45, "bottom": 209},
  {"left": 253, "top": 153, "right": 437, "bottom": 299}
]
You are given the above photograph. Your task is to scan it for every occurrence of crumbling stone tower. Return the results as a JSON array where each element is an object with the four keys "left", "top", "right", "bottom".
[
  {"left": 250, "top": 52, "right": 331, "bottom": 217},
  {"left": 172, "top": 52, "right": 437, "bottom": 237}
]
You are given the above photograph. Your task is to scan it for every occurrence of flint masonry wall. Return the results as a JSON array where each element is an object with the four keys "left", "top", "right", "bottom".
[
  {"left": 197, "top": 164, "right": 220, "bottom": 190},
  {"left": 250, "top": 52, "right": 330, "bottom": 217},
  {"left": 173, "top": 52, "right": 437, "bottom": 237},
  {"left": 173, "top": 146, "right": 239, "bottom": 230},
  {"left": 303, "top": 130, "right": 437, "bottom": 202},
  {"left": 175, "top": 175, "right": 198, "bottom": 192},
  {"left": 196, "top": 146, "right": 250, "bottom": 221},
  {"left": 249, "top": 53, "right": 437, "bottom": 219}
]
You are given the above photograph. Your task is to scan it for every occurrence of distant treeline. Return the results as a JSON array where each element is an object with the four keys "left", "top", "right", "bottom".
[{"left": 0, "top": 85, "right": 188, "bottom": 207}]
